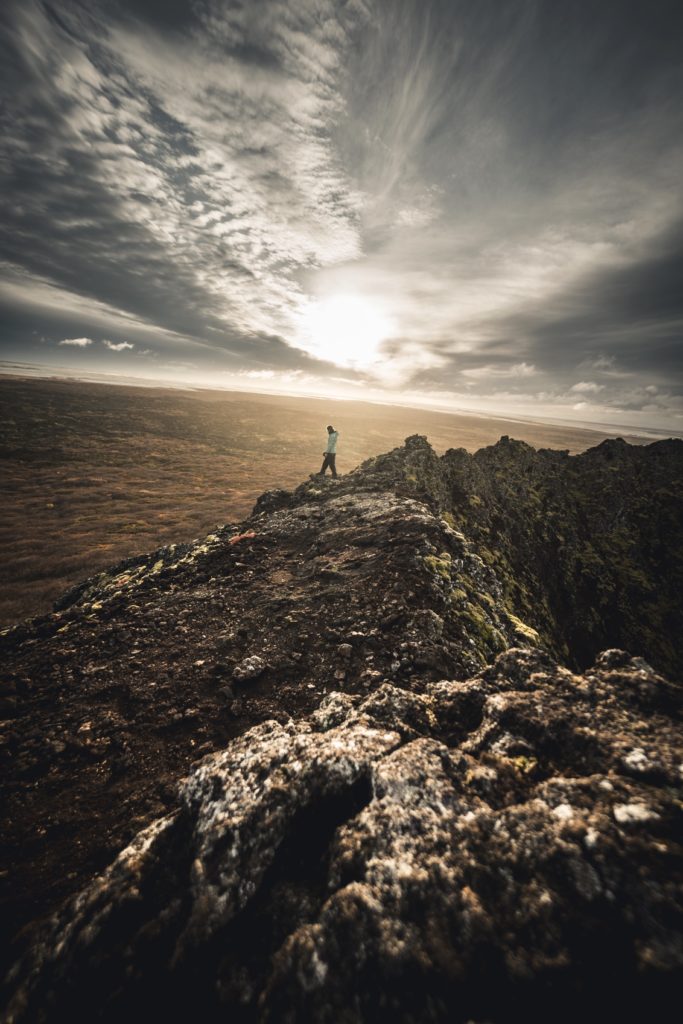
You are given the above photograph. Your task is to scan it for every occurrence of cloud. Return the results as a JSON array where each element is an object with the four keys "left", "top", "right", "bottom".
[
  {"left": 58, "top": 337, "right": 93, "bottom": 347},
  {"left": 461, "top": 362, "right": 537, "bottom": 380},
  {"left": 103, "top": 340, "right": 134, "bottom": 351},
  {"left": 1, "top": 0, "right": 682, "bottom": 430},
  {"left": 0, "top": 0, "right": 369, "bottom": 369},
  {"left": 570, "top": 381, "right": 604, "bottom": 393},
  {"left": 484, "top": 217, "right": 683, "bottom": 383}
]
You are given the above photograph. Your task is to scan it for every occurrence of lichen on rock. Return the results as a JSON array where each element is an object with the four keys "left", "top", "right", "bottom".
[{"left": 1, "top": 433, "right": 682, "bottom": 1022}]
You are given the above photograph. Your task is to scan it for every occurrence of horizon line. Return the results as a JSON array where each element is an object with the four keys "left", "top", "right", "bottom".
[{"left": 0, "top": 360, "right": 679, "bottom": 443}]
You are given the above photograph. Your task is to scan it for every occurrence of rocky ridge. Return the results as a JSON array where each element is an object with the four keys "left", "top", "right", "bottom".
[{"left": 2, "top": 434, "right": 682, "bottom": 1021}]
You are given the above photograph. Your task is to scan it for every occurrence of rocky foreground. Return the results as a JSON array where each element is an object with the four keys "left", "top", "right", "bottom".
[{"left": 1, "top": 435, "right": 682, "bottom": 1021}]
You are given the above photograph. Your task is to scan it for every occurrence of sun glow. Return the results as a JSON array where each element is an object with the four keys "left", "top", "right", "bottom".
[{"left": 298, "top": 294, "right": 393, "bottom": 369}]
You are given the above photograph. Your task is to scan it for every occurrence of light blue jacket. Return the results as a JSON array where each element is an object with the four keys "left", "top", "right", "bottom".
[{"left": 326, "top": 431, "right": 339, "bottom": 454}]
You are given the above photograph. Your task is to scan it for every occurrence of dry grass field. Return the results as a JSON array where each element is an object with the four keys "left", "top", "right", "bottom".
[{"left": 0, "top": 375, "right": 649, "bottom": 626}]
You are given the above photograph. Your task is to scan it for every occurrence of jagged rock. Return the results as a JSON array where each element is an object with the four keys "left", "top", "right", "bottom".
[
  {"left": 438, "top": 435, "right": 683, "bottom": 679},
  {"left": 1, "top": 434, "right": 682, "bottom": 1020},
  {"left": 4, "top": 650, "right": 681, "bottom": 1023}
]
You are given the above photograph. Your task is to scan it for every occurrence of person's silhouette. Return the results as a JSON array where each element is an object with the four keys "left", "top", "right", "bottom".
[{"left": 318, "top": 424, "right": 339, "bottom": 477}]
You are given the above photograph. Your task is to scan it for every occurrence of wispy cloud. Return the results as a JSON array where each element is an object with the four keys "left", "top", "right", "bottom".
[
  {"left": 1, "top": 0, "right": 682, "bottom": 430},
  {"left": 58, "top": 337, "right": 93, "bottom": 347},
  {"left": 0, "top": 0, "right": 369, "bottom": 366}
]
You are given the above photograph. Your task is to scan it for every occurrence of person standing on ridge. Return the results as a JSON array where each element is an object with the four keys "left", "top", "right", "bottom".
[{"left": 318, "top": 425, "right": 339, "bottom": 477}]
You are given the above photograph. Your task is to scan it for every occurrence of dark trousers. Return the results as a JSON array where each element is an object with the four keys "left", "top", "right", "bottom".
[{"left": 319, "top": 453, "right": 337, "bottom": 477}]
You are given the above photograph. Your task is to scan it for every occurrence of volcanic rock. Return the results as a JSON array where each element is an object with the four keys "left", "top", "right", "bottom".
[
  {"left": 4, "top": 649, "right": 682, "bottom": 1023},
  {"left": 1, "top": 434, "right": 682, "bottom": 1021}
]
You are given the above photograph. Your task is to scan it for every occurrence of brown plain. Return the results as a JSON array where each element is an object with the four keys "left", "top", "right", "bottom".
[{"left": 0, "top": 376, "right": 648, "bottom": 626}]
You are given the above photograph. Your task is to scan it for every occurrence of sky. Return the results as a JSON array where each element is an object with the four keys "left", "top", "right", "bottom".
[{"left": 1, "top": 0, "right": 682, "bottom": 431}]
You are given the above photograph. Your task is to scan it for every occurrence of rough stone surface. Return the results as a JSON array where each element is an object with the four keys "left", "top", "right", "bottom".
[
  {"left": 4, "top": 649, "right": 683, "bottom": 1022},
  {"left": 439, "top": 435, "right": 683, "bottom": 679},
  {"left": 1, "top": 446, "right": 538, "bottom": 956},
  {"left": 232, "top": 655, "right": 267, "bottom": 682},
  {"left": 1, "top": 434, "right": 682, "bottom": 1021}
]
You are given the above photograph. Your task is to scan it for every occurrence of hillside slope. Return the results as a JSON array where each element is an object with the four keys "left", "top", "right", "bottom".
[{"left": 2, "top": 435, "right": 682, "bottom": 1021}]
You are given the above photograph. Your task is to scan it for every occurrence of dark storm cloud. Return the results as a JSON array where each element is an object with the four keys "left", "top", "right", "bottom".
[
  {"left": 0, "top": 0, "right": 681, "bottom": 425},
  {"left": 471, "top": 217, "right": 683, "bottom": 379},
  {"left": 399, "top": 211, "right": 683, "bottom": 419}
]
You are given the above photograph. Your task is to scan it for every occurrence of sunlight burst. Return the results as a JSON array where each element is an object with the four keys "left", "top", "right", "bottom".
[{"left": 299, "top": 295, "right": 393, "bottom": 369}]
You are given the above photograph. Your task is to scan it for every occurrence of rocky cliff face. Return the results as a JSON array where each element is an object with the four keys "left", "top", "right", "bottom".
[{"left": 2, "top": 435, "right": 682, "bottom": 1021}]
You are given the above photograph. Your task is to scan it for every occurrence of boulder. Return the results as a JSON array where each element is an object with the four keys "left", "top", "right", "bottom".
[{"left": 6, "top": 650, "right": 682, "bottom": 1023}]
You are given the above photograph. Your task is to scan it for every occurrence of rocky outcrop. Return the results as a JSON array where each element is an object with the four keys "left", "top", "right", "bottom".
[
  {"left": 438, "top": 435, "right": 683, "bottom": 680},
  {"left": 0, "top": 443, "right": 540, "bottom": 963},
  {"left": 1, "top": 434, "right": 682, "bottom": 1020},
  {"left": 5, "top": 648, "right": 682, "bottom": 1022}
]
